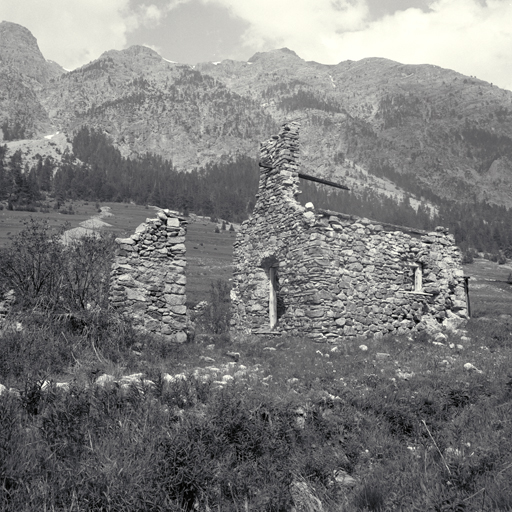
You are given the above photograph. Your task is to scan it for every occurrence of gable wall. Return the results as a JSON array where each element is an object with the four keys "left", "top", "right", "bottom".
[{"left": 231, "top": 122, "right": 468, "bottom": 341}]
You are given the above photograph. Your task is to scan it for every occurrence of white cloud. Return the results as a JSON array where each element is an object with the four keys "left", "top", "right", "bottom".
[
  {"left": 140, "top": 4, "right": 165, "bottom": 24},
  {"left": 0, "top": 0, "right": 162, "bottom": 70},
  {"left": 202, "top": 0, "right": 369, "bottom": 57},
  {"left": 339, "top": 0, "right": 512, "bottom": 90},
  {"left": 165, "top": 0, "right": 190, "bottom": 9},
  {"left": 199, "top": 0, "right": 512, "bottom": 90}
]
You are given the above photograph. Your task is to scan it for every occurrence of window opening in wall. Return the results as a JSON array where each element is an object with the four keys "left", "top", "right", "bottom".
[
  {"left": 269, "top": 266, "right": 278, "bottom": 328},
  {"left": 412, "top": 264, "right": 422, "bottom": 292}
]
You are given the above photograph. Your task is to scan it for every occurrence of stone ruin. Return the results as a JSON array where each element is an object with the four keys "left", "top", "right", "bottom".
[
  {"left": 230, "top": 122, "right": 469, "bottom": 341},
  {"left": 109, "top": 209, "right": 188, "bottom": 343}
]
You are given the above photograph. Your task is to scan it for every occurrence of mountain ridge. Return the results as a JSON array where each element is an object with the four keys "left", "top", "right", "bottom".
[{"left": 2, "top": 21, "right": 512, "bottom": 208}]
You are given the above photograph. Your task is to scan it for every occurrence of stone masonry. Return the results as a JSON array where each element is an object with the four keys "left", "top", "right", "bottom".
[
  {"left": 231, "top": 122, "right": 468, "bottom": 341},
  {"left": 109, "top": 209, "right": 188, "bottom": 343}
]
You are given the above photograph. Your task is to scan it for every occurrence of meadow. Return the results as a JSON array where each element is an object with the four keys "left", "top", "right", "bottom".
[
  {"left": 1, "top": 203, "right": 512, "bottom": 511},
  {"left": 0, "top": 200, "right": 236, "bottom": 305}
]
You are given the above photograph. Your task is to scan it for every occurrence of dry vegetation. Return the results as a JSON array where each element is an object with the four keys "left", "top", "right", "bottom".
[{"left": 1, "top": 212, "right": 512, "bottom": 511}]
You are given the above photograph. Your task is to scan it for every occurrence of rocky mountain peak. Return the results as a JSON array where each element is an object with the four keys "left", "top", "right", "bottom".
[
  {"left": 0, "top": 21, "right": 61, "bottom": 83},
  {"left": 82, "top": 44, "right": 176, "bottom": 78},
  {"left": 99, "top": 45, "right": 162, "bottom": 63},
  {"left": 3, "top": 21, "right": 512, "bottom": 208},
  {"left": 46, "top": 60, "right": 67, "bottom": 77},
  {"left": 248, "top": 47, "right": 302, "bottom": 63}
]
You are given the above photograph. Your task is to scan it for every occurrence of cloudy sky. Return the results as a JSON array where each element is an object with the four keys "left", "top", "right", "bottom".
[{"left": 1, "top": 0, "right": 512, "bottom": 90}]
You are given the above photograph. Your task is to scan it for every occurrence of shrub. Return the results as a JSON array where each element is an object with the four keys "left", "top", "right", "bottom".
[
  {"left": 14, "top": 204, "right": 37, "bottom": 212},
  {"left": 61, "top": 234, "right": 116, "bottom": 310},
  {"left": 0, "top": 219, "right": 66, "bottom": 308},
  {"left": 0, "top": 380, "right": 343, "bottom": 511},
  {"left": 0, "top": 218, "right": 115, "bottom": 312},
  {"left": 487, "top": 253, "right": 499, "bottom": 263},
  {"left": 195, "top": 279, "right": 232, "bottom": 334},
  {"left": 461, "top": 250, "right": 474, "bottom": 264},
  {"left": 0, "top": 308, "right": 141, "bottom": 384}
]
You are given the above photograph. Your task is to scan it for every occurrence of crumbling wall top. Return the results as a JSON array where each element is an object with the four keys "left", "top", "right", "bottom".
[{"left": 109, "top": 209, "right": 188, "bottom": 343}]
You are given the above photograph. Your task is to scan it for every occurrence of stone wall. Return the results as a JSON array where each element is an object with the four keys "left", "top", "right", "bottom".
[
  {"left": 231, "top": 122, "right": 468, "bottom": 341},
  {"left": 109, "top": 209, "right": 188, "bottom": 343}
]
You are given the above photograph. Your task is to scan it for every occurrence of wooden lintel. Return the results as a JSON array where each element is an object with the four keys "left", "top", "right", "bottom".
[{"left": 298, "top": 173, "right": 350, "bottom": 191}]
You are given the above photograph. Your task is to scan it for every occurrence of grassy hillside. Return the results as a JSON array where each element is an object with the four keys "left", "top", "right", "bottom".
[
  {"left": 1, "top": 311, "right": 512, "bottom": 510},
  {"left": 2, "top": 203, "right": 512, "bottom": 511}
]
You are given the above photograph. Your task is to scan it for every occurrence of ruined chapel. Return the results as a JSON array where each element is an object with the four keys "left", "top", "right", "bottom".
[{"left": 230, "top": 122, "right": 469, "bottom": 341}]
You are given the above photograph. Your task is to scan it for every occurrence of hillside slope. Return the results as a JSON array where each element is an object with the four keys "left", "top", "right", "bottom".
[
  {"left": 40, "top": 46, "right": 276, "bottom": 168},
  {"left": 2, "top": 22, "right": 512, "bottom": 208},
  {"left": 199, "top": 50, "right": 512, "bottom": 204}
]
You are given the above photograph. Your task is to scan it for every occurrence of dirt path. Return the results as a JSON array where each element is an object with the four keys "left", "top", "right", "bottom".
[{"left": 62, "top": 207, "right": 113, "bottom": 244}]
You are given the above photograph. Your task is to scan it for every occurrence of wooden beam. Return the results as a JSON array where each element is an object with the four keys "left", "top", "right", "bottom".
[{"left": 298, "top": 172, "right": 350, "bottom": 191}]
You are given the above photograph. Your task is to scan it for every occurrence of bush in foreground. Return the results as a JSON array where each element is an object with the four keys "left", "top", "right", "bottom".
[
  {"left": 0, "top": 378, "right": 347, "bottom": 511},
  {"left": 0, "top": 218, "right": 115, "bottom": 312}
]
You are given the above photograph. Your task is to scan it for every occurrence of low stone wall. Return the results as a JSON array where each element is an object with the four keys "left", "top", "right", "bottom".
[
  {"left": 231, "top": 122, "right": 468, "bottom": 341},
  {"left": 109, "top": 209, "right": 188, "bottom": 343}
]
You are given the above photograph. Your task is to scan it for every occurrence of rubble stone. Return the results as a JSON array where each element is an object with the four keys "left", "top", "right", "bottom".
[
  {"left": 109, "top": 210, "right": 188, "bottom": 342},
  {"left": 231, "top": 122, "right": 468, "bottom": 341}
]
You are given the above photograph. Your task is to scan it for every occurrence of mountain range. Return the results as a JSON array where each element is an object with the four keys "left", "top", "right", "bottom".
[{"left": 2, "top": 20, "right": 512, "bottom": 209}]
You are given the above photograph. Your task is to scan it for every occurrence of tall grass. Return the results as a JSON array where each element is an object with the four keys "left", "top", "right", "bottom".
[
  {"left": 1, "top": 322, "right": 512, "bottom": 510},
  {"left": 2, "top": 222, "right": 512, "bottom": 510},
  {"left": 192, "top": 278, "right": 232, "bottom": 335}
]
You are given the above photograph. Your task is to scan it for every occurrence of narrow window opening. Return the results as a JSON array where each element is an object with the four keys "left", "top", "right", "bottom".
[
  {"left": 269, "top": 267, "right": 278, "bottom": 329},
  {"left": 464, "top": 276, "right": 471, "bottom": 318},
  {"left": 413, "top": 264, "right": 422, "bottom": 292}
]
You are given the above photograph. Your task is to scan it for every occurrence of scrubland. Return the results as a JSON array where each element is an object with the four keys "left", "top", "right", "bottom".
[{"left": 1, "top": 219, "right": 512, "bottom": 511}]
